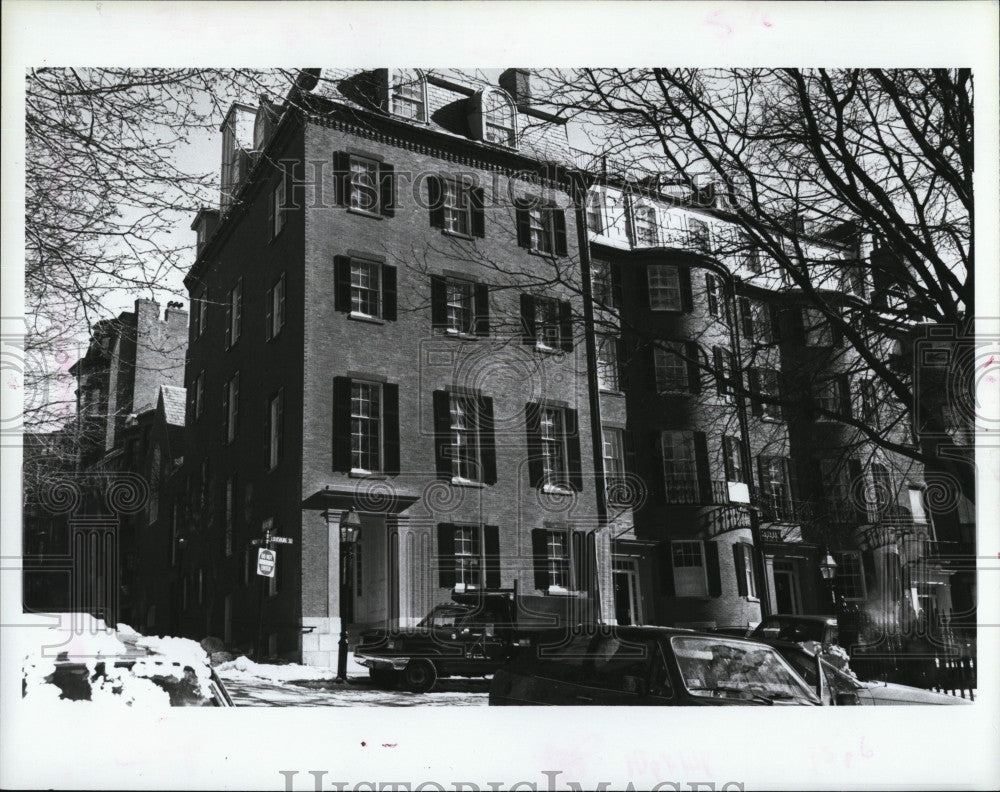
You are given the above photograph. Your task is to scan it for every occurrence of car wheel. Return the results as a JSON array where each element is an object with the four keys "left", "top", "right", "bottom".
[
  {"left": 402, "top": 660, "right": 437, "bottom": 693},
  {"left": 369, "top": 668, "right": 400, "bottom": 689}
]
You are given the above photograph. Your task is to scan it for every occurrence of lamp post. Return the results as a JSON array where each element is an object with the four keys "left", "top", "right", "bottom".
[
  {"left": 337, "top": 508, "right": 362, "bottom": 682},
  {"left": 819, "top": 549, "right": 838, "bottom": 611}
]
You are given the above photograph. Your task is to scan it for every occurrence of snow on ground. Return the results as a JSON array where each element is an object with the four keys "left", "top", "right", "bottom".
[
  {"left": 222, "top": 676, "right": 489, "bottom": 707},
  {"left": 215, "top": 652, "right": 368, "bottom": 683}
]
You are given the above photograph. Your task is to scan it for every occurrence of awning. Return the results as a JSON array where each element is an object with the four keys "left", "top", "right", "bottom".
[{"left": 301, "top": 484, "right": 421, "bottom": 514}]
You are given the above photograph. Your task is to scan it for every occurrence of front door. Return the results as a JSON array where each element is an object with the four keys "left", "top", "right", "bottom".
[
  {"left": 773, "top": 559, "right": 803, "bottom": 614},
  {"left": 613, "top": 558, "right": 643, "bottom": 626}
]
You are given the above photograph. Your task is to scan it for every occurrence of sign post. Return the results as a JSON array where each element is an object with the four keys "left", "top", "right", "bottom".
[
  {"left": 257, "top": 548, "right": 276, "bottom": 578},
  {"left": 253, "top": 523, "right": 294, "bottom": 655}
]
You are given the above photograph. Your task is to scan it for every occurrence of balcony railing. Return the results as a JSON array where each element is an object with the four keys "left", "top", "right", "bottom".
[{"left": 662, "top": 477, "right": 734, "bottom": 506}]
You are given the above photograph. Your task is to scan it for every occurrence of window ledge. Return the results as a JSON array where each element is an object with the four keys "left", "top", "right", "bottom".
[
  {"left": 745, "top": 596, "right": 760, "bottom": 604},
  {"left": 349, "top": 469, "right": 387, "bottom": 479},
  {"left": 542, "top": 483, "right": 574, "bottom": 496},
  {"left": 534, "top": 343, "right": 564, "bottom": 355},
  {"left": 450, "top": 477, "right": 486, "bottom": 488},
  {"left": 348, "top": 312, "right": 385, "bottom": 325},
  {"left": 442, "top": 229, "right": 475, "bottom": 242},
  {"left": 598, "top": 387, "right": 624, "bottom": 396},
  {"left": 443, "top": 329, "right": 480, "bottom": 341},
  {"left": 347, "top": 207, "right": 384, "bottom": 221},
  {"left": 526, "top": 247, "right": 558, "bottom": 261}
]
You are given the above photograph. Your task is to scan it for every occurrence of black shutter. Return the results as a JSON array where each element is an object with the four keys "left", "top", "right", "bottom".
[
  {"left": 686, "top": 341, "right": 701, "bottom": 393},
  {"left": 679, "top": 266, "right": 693, "bottom": 312},
  {"left": 432, "top": 390, "right": 453, "bottom": 479},
  {"left": 378, "top": 162, "right": 395, "bottom": 217},
  {"left": 571, "top": 531, "right": 584, "bottom": 591},
  {"left": 552, "top": 208, "right": 568, "bottom": 256},
  {"left": 657, "top": 542, "right": 675, "bottom": 596},
  {"left": 559, "top": 300, "right": 573, "bottom": 352},
  {"left": 474, "top": 283, "right": 490, "bottom": 336},
  {"left": 838, "top": 376, "right": 852, "bottom": 419},
  {"left": 515, "top": 205, "right": 531, "bottom": 248},
  {"left": 484, "top": 525, "right": 500, "bottom": 589},
  {"left": 520, "top": 294, "right": 536, "bottom": 345},
  {"left": 382, "top": 383, "right": 400, "bottom": 474},
  {"left": 382, "top": 264, "right": 397, "bottom": 321},
  {"left": 430, "top": 276, "right": 448, "bottom": 331},
  {"left": 470, "top": 188, "right": 486, "bottom": 238},
  {"left": 787, "top": 307, "right": 805, "bottom": 344},
  {"left": 267, "top": 188, "right": 276, "bottom": 236},
  {"left": 739, "top": 297, "right": 754, "bottom": 339},
  {"left": 524, "top": 402, "right": 543, "bottom": 488},
  {"left": 616, "top": 337, "right": 629, "bottom": 389},
  {"left": 713, "top": 347, "right": 725, "bottom": 396},
  {"left": 831, "top": 317, "right": 844, "bottom": 347},
  {"left": 565, "top": 408, "right": 583, "bottom": 492},
  {"left": 624, "top": 429, "right": 637, "bottom": 479},
  {"left": 479, "top": 395, "right": 497, "bottom": 485},
  {"left": 531, "top": 529, "right": 549, "bottom": 591},
  {"left": 334, "top": 256, "right": 352, "bottom": 313},
  {"left": 769, "top": 304, "right": 783, "bottom": 343},
  {"left": 647, "top": 431, "right": 664, "bottom": 500},
  {"left": 733, "top": 544, "right": 748, "bottom": 597},
  {"left": 428, "top": 176, "right": 444, "bottom": 229},
  {"left": 706, "top": 541, "right": 722, "bottom": 597},
  {"left": 437, "top": 524, "right": 456, "bottom": 589},
  {"left": 332, "top": 151, "right": 350, "bottom": 207},
  {"left": 264, "top": 285, "right": 274, "bottom": 341},
  {"left": 332, "top": 377, "right": 352, "bottom": 472},
  {"left": 748, "top": 368, "right": 762, "bottom": 417},
  {"left": 693, "top": 430, "right": 712, "bottom": 504}
]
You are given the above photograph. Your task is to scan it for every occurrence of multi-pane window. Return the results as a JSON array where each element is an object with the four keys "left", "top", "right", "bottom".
[
  {"left": 545, "top": 531, "right": 571, "bottom": 589},
  {"left": 759, "top": 456, "right": 794, "bottom": 521},
  {"left": 271, "top": 182, "right": 287, "bottom": 238},
  {"left": 755, "top": 367, "right": 783, "bottom": 421},
  {"left": 449, "top": 393, "right": 481, "bottom": 482},
  {"left": 814, "top": 376, "right": 849, "bottom": 420},
  {"left": 749, "top": 298, "right": 775, "bottom": 344},
  {"left": 349, "top": 156, "right": 380, "bottom": 214},
  {"left": 734, "top": 542, "right": 757, "bottom": 599},
  {"left": 482, "top": 90, "right": 516, "bottom": 147},
  {"left": 194, "top": 371, "right": 205, "bottom": 420},
  {"left": 350, "top": 381, "right": 382, "bottom": 473},
  {"left": 654, "top": 342, "right": 688, "bottom": 392},
  {"left": 714, "top": 346, "right": 735, "bottom": 399},
  {"left": 442, "top": 180, "right": 471, "bottom": 236},
  {"left": 267, "top": 390, "right": 283, "bottom": 471},
  {"left": 661, "top": 430, "right": 698, "bottom": 503},
  {"left": 534, "top": 297, "right": 563, "bottom": 350},
  {"left": 647, "top": 265, "right": 682, "bottom": 311},
  {"left": 540, "top": 407, "right": 569, "bottom": 488},
  {"left": 833, "top": 551, "right": 866, "bottom": 601},
  {"left": 633, "top": 205, "right": 658, "bottom": 246},
  {"left": 820, "top": 459, "right": 852, "bottom": 523},
  {"left": 706, "top": 274, "right": 723, "bottom": 318},
  {"left": 528, "top": 207, "right": 554, "bottom": 254},
  {"left": 602, "top": 428, "right": 626, "bottom": 500},
  {"left": 596, "top": 335, "right": 620, "bottom": 391},
  {"left": 803, "top": 308, "right": 834, "bottom": 346},
  {"left": 860, "top": 378, "right": 880, "bottom": 427},
  {"left": 871, "top": 463, "right": 894, "bottom": 512},
  {"left": 688, "top": 217, "right": 711, "bottom": 253},
  {"left": 738, "top": 232, "right": 761, "bottom": 273},
  {"left": 390, "top": 69, "right": 426, "bottom": 121},
  {"left": 671, "top": 540, "right": 708, "bottom": 597},
  {"left": 193, "top": 289, "right": 208, "bottom": 339},
  {"left": 454, "top": 526, "right": 482, "bottom": 587},
  {"left": 226, "top": 279, "right": 242, "bottom": 349},
  {"left": 265, "top": 273, "right": 286, "bottom": 341},
  {"left": 350, "top": 259, "right": 380, "bottom": 317},
  {"left": 446, "top": 279, "right": 474, "bottom": 334},
  {"left": 586, "top": 190, "right": 605, "bottom": 235},
  {"left": 723, "top": 436, "right": 745, "bottom": 483},
  {"left": 224, "top": 476, "right": 234, "bottom": 558},
  {"left": 591, "top": 259, "right": 618, "bottom": 309},
  {"left": 224, "top": 373, "right": 240, "bottom": 443}
]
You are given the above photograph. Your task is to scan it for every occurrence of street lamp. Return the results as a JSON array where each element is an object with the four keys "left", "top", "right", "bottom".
[
  {"left": 819, "top": 550, "right": 838, "bottom": 610},
  {"left": 337, "top": 508, "right": 362, "bottom": 682}
]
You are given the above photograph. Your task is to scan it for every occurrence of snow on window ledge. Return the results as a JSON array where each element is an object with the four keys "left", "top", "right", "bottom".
[
  {"left": 542, "top": 483, "right": 573, "bottom": 496},
  {"left": 451, "top": 477, "right": 485, "bottom": 488}
]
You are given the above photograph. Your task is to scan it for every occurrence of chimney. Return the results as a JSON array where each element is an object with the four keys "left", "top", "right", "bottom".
[
  {"left": 498, "top": 68, "right": 532, "bottom": 110},
  {"left": 165, "top": 301, "right": 189, "bottom": 327},
  {"left": 134, "top": 298, "right": 161, "bottom": 323}
]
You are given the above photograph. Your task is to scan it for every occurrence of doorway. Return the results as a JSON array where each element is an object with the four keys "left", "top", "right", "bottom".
[
  {"left": 613, "top": 558, "right": 643, "bottom": 625},
  {"left": 773, "top": 559, "right": 803, "bottom": 614}
]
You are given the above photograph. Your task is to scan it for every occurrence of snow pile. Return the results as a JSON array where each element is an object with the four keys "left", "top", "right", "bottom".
[
  {"left": 216, "top": 655, "right": 338, "bottom": 683},
  {"left": 135, "top": 635, "right": 209, "bottom": 667}
]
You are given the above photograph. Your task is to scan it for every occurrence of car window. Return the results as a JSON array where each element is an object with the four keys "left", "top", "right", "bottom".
[
  {"left": 583, "top": 636, "right": 653, "bottom": 693},
  {"left": 418, "top": 605, "right": 472, "bottom": 628},
  {"left": 780, "top": 648, "right": 818, "bottom": 688},
  {"left": 649, "top": 643, "right": 674, "bottom": 698},
  {"left": 821, "top": 660, "right": 861, "bottom": 695}
]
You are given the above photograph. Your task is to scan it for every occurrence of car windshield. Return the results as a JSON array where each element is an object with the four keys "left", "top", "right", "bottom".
[{"left": 670, "top": 636, "right": 819, "bottom": 703}]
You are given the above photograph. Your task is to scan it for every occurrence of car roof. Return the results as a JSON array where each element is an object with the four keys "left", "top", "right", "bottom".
[{"left": 759, "top": 614, "right": 836, "bottom": 625}]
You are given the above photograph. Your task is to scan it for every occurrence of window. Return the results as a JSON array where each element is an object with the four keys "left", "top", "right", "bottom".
[
  {"left": 713, "top": 346, "right": 735, "bottom": 399},
  {"left": 350, "top": 381, "right": 382, "bottom": 473},
  {"left": 349, "top": 155, "right": 380, "bottom": 214},
  {"left": 596, "top": 335, "right": 620, "bottom": 391},
  {"left": 688, "top": 217, "right": 711, "bottom": 253},
  {"left": 533, "top": 296, "right": 567, "bottom": 351},
  {"left": 647, "top": 265, "right": 682, "bottom": 311},
  {"left": 723, "top": 436, "right": 745, "bottom": 483},
  {"left": 706, "top": 274, "right": 723, "bottom": 318},
  {"left": 515, "top": 202, "right": 567, "bottom": 256},
  {"left": 758, "top": 456, "right": 794, "bottom": 522},
  {"left": 335, "top": 256, "right": 396, "bottom": 321},
  {"left": 738, "top": 232, "right": 761, "bottom": 273},
  {"left": 431, "top": 276, "right": 488, "bottom": 336},
  {"left": 481, "top": 89, "right": 516, "bottom": 147},
  {"left": 814, "top": 376, "right": 849, "bottom": 420},
  {"left": 224, "top": 476, "right": 234, "bottom": 558},
  {"left": 633, "top": 205, "right": 658, "bottom": 246},
  {"left": 266, "top": 389, "right": 283, "bottom": 471},
  {"left": 224, "top": 373, "right": 240, "bottom": 443},
  {"left": 540, "top": 407, "right": 569, "bottom": 490},
  {"left": 334, "top": 152, "right": 395, "bottom": 217},
  {"left": 194, "top": 371, "right": 205, "bottom": 420},
  {"left": 654, "top": 342, "right": 688, "bottom": 392},
  {"left": 733, "top": 542, "right": 757, "bottom": 598},
  {"left": 803, "top": 308, "right": 834, "bottom": 347},
  {"left": 860, "top": 378, "right": 880, "bottom": 427},
  {"left": 446, "top": 279, "right": 474, "bottom": 334},
  {"left": 351, "top": 259, "right": 380, "bottom": 317},
  {"left": 448, "top": 392, "right": 481, "bottom": 482},
  {"left": 602, "top": 427, "right": 627, "bottom": 501},
  {"left": 193, "top": 289, "right": 208, "bottom": 340},
  {"left": 544, "top": 531, "right": 571, "bottom": 589},
  {"left": 745, "top": 298, "right": 775, "bottom": 344},
  {"left": 442, "top": 179, "right": 471, "bottom": 236},
  {"left": 671, "top": 540, "right": 708, "bottom": 597},
  {"left": 390, "top": 69, "right": 426, "bottom": 122},
  {"left": 225, "top": 279, "right": 242, "bottom": 349},
  {"left": 751, "top": 367, "right": 783, "bottom": 421},
  {"left": 586, "top": 190, "right": 604, "bottom": 235},
  {"left": 871, "top": 463, "right": 894, "bottom": 513},
  {"left": 820, "top": 459, "right": 852, "bottom": 523},
  {"left": 843, "top": 266, "right": 866, "bottom": 298},
  {"left": 454, "top": 526, "right": 482, "bottom": 587},
  {"left": 265, "top": 273, "right": 286, "bottom": 341},
  {"left": 661, "top": 430, "right": 698, "bottom": 504},
  {"left": 529, "top": 207, "right": 554, "bottom": 254},
  {"left": 428, "top": 177, "right": 485, "bottom": 238},
  {"left": 591, "top": 259, "right": 619, "bottom": 309},
  {"left": 270, "top": 181, "right": 288, "bottom": 239},
  {"left": 833, "top": 551, "right": 866, "bottom": 601}
]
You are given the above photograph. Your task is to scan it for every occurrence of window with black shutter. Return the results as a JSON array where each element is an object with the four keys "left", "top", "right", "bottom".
[
  {"left": 333, "top": 255, "right": 395, "bottom": 321},
  {"left": 333, "top": 150, "right": 395, "bottom": 217},
  {"left": 514, "top": 199, "right": 567, "bottom": 256}
]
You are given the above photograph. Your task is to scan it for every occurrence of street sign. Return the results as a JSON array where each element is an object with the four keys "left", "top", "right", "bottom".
[
  {"left": 269, "top": 536, "right": 294, "bottom": 545},
  {"left": 257, "top": 548, "right": 276, "bottom": 578}
]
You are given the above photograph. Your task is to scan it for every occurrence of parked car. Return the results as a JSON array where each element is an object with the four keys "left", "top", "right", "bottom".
[
  {"left": 488, "top": 625, "right": 822, "bottom": 706},
  {"left": 762, "top": 639, "right": 970, "bottom": 706},
  {"left": 355, "top": 589, "right": 595, "bottom": 692},
  {"left": 750, "top": 614, "right": 839, "bottom": 645}
]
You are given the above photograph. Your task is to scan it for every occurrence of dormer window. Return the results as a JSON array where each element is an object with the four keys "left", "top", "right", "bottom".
[
  {"left": 469, "top": 89, "right": 516, "bottom": 148},
  {"left": 633, "top": 204, "right": 658, "bottom": 246},
  {"left": 389, "top": 69, "right": 427, "bottom": 122}
]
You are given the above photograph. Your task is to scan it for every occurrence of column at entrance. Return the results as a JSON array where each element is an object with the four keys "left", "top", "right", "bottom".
[{"left": 300, "top": 509, "right": 343, "bottom": 668}]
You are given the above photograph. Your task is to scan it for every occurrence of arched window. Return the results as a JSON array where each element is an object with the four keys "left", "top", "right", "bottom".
[
  {"left": 390, "top": 69, "right": 427, "bottom": 122},
  {"left": 481, "top": 89, "right": 516, "bottom": 147},
  {"left": 633, "top": 204, "right": 658, "bottom": 246}
]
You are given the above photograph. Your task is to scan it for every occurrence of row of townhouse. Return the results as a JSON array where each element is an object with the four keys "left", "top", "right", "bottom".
[{"left": 119, "top": 68, "right": 955, "bottom": 663}]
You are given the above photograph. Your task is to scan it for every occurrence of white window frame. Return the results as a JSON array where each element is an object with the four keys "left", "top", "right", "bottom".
[
  {"left": 833, "top": 551, "right": 867, "bottom": 602},
  {"left": 482, "top": 89, "right": 516, "bottom": 148},
  {"left": 534, "top": 296, "right": 562, "bottom": 350},
  {"left": 602, "top": 427, "right": 626, "bottom": 501},
  {"left": 350, "top": 259, "right": 381, "bottom": 319},
  {"left": 349, "top": 155, "right": 380, "bottom": 214},
  {"left": 442, "top": 179, "right": 472, "bottom": 237},
  {"left": 540, "top": 406, "right": 570, "bottom": 491},
  {"left": 454, "top": 525, "right": 483, "bottom": 588},
  {"left": 596, "top": 335, "right": 620, "bottom": 391},
  {"left": 647, "top": 265, "right": 682, "bottom": 311},
  {"left": 586, "top": 190, "right": 605, "bottom": 235},
  {"left": 633, "top": 204, "right": 658, "bottom": 246},
  {"left": 449, "top": 392, "right": 482, "bottom": 483},
  {"left": 671, "top": 540, "right": 708, "bottom": 597},
  {"left": 654, "top": 341, "right": 688, "bottom": 393},
  {"left": 661, "top": 430, "right": 698, "bottom": 504},
  {"left": 723, "top": 436, "right": 745, "bottom": 483},
  {"left": 389, "top": 69, "right": 427, "bottom": 122},
  {"left": 545, "top": 531, "right": 571, "bottom": 589},
  {"left": 760, "top": 456, "right": 793, "bottom": 522},
  {"left": 445, "top": 278, "right": 475, "bottom": 335},
  {"left": 528, "top": 206, "right": 555, "bottom": 255},
  {"left": 350, "top": 380, "right": 383, "bottom": 474},
  {"left": 738, "top": 542, "right": 758, "bottom": 599}
]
